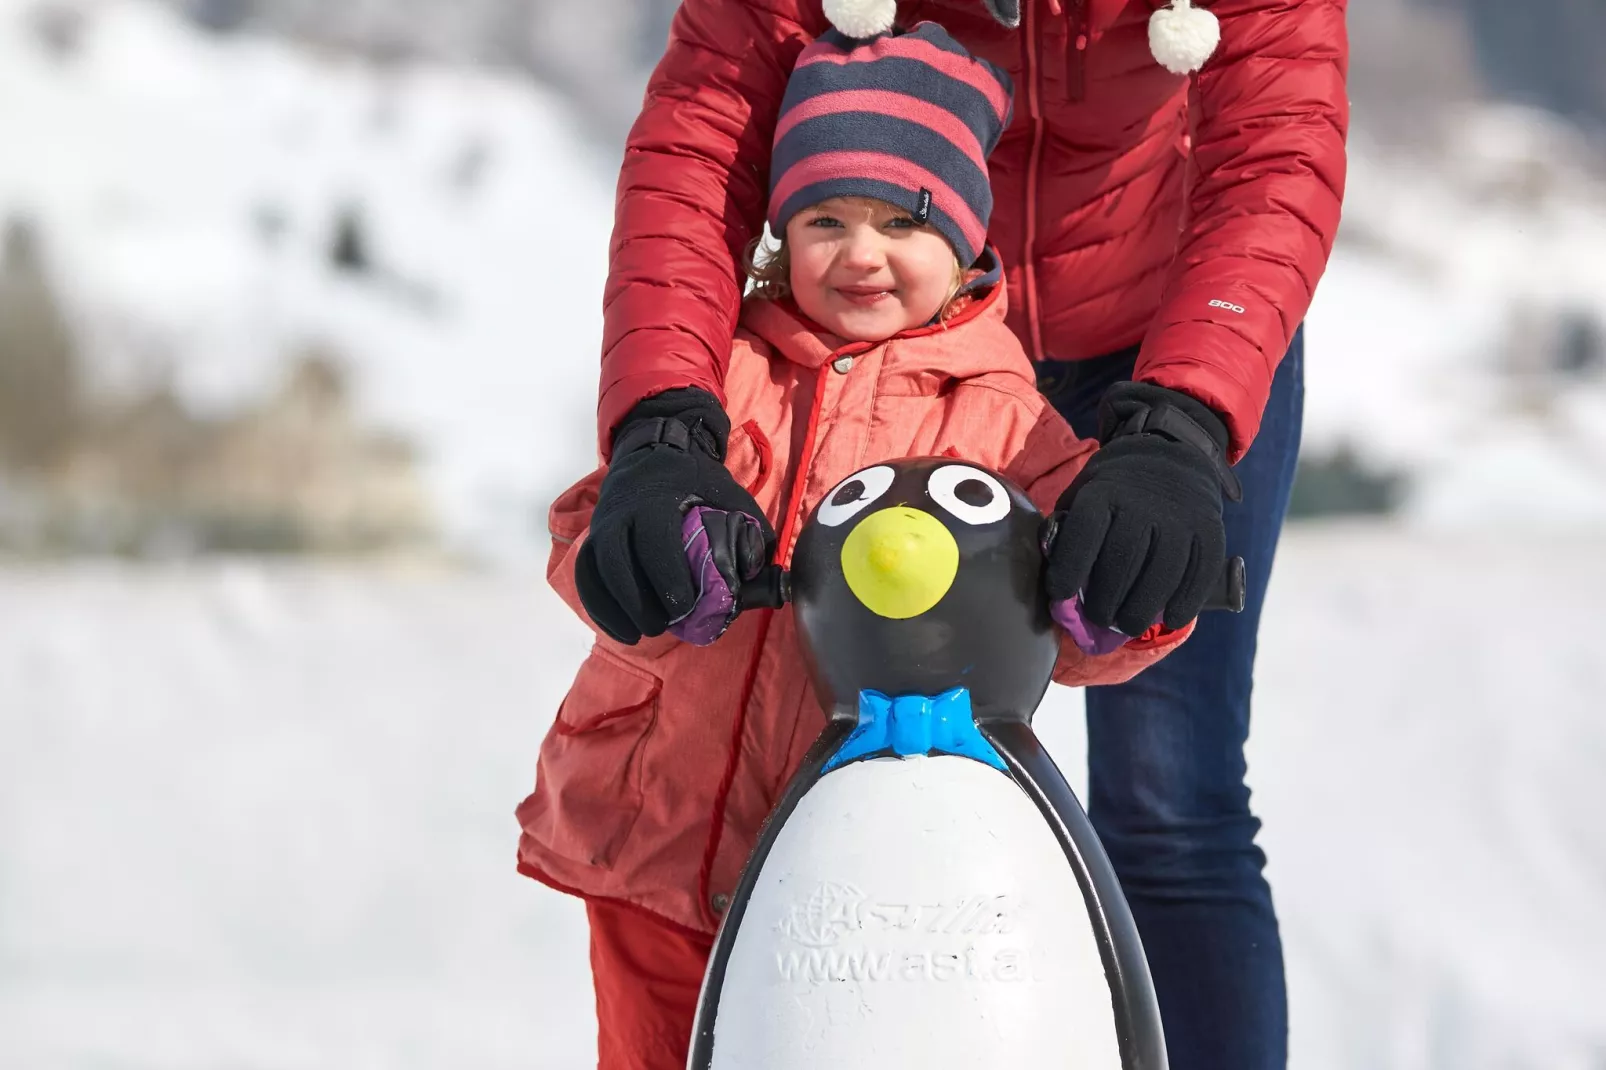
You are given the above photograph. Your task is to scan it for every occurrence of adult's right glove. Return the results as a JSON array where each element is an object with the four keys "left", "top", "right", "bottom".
[
  {"left": 575, "top": 388, "right": 776, "bottom": 645},
  {"left": 1043, "top": 380, "right": 1242, "bottom": 637}
]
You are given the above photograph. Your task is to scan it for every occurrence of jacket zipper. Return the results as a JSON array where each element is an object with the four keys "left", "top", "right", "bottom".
[
  {"left": 1022, "top": 0, "right": 1046, "bottom": 363},
  {"left": 697, "top": 343, "right": 861, "bottom": 924},
  {"left": 696, "top": 607, "right": 774, "bottom": 927},
  {"left": 1066, "top": 0, "right": 1087, "bottom": 103},
  {"left": 775, "top": 343, "right": 869, "bottom": 565}
]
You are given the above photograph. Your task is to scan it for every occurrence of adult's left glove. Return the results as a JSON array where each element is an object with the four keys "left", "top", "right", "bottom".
[{"left": 575, "top": 388, "right": 776, "bottom": 645}]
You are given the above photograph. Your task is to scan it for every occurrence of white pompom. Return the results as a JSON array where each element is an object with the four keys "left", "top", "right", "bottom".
[
  {"left": 1148, "top": 0, "right": 1220, "bottom": 75},
  {"left": 822, "top": 0, "right": 896, "bottom": 38}
]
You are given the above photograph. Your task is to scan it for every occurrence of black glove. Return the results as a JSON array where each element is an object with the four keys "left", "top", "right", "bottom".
[
  {"left": 576, "top": 388, "right": 775, "bottom": 644},
  {"left": 1044, "top": 381, "right": 1243, "bottom": 636}
]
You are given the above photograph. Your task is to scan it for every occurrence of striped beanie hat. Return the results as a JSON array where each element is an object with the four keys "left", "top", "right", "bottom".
[{"left": 767, "top": 20, "right": 1014, "bottom": 267}]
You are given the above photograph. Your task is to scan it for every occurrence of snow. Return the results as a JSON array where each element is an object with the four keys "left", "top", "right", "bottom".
[
  {"left": 0, "top": 0, "right": 611, "bottom": 563},
  {"left": 1245, "top": 528, "right": 1606, "bottom": 1069},
  {"left": 1303, "top": 125, "right": 1606, "bottom": 525},
  {"left": 0, "top": 565, "right": 600, "bottom": 1068},
  {"left": 3, "top": 531, "right": 1605, "bottom": 1069},
  {"left": 7, "top": 2, "right": 1606, "bottom": 549}
]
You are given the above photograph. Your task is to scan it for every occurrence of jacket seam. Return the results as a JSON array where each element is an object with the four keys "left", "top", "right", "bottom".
[
  {"left": 515, "top": 860, "right": 714, "bottom": 941},
  {"left": 694, "top": 610, "right": 776, "bottom": 928}
]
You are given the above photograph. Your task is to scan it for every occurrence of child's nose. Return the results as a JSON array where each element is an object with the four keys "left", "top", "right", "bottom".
[{"left": 839, "top": 230, "right": 886, "bottom": 270}]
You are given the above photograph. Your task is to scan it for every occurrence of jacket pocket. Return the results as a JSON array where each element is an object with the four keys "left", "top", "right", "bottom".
[
  {"left": 519, "top": 648, "right": 660, "bottom": 870},
  {"left": 549, "top": 468, "right": 603, "bottom": 545},
  {"left": 549, "top": 466, "right": 682, "bottom": 660},
  {"left": 725, "top": 419, "right": 773, "bottom": 498}
]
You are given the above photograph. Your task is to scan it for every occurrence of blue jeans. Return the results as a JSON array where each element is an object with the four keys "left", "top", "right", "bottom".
[{"left": 1036, "top": 328, "right": 1304, "bottom": 1070}]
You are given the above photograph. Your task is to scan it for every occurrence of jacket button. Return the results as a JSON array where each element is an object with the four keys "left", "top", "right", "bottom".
[
  {"left": 831, "top": 355, "right": 855, "bottom": 374},
  {"left": 711, "top": 893, "right": 731, "bottom": 915}
]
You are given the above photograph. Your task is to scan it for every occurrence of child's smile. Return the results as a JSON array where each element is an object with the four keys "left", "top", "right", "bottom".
[
  {"left": 786, "top": 196, "right": 961, "bottom": 342},
  {"left": 835, "top": 284, "right": 895, "bottom": 306}
]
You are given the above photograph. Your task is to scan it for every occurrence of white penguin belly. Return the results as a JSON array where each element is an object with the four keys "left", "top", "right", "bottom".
[{"left": 709, "top": 754, "right": 1124, "bottom": 1068}]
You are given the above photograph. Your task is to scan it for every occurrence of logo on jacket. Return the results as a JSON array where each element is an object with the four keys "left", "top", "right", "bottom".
[{"left": 1208, "top": 299, "right": 1246, "bottom": 314}]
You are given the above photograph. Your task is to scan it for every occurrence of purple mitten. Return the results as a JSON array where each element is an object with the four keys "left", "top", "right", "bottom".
[
  {"left": 1050, "top": 593, "right": 1134, "bottom": 657},
  {"left": 669, "top": 507, "right": 768, "bottom": 646}
]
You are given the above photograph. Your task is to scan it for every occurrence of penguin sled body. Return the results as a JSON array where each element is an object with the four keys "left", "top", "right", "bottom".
[{"left": 688, "top": 459, "right": 1168, "bottom": 1070}]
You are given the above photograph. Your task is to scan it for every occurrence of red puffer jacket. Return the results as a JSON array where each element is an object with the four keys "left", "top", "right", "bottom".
[{"left": 600, "top": 0, "right": 1347, "bottom": 461}]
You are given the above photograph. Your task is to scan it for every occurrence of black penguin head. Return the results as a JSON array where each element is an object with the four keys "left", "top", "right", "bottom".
[{"left": 790, "top": 457, "right": 1058, "bottom": 721}]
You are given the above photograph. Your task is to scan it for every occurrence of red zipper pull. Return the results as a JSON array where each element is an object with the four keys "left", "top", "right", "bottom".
[{"left": 1065, "top": 0, "right": 1087, "bottom": 102}]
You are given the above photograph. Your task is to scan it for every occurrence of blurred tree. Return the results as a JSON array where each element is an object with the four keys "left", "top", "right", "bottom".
[
  {"left": 186, "top": 0, "right": 255, "bottom": 34},
  {"left": 330, "top": 205, "right": 372, "bottom": 275},
  {"left": 26, "top": 1, "right": 88, "bottom": 60},
  {"left": 1419, "top": 0, "right": 1606, "bottom": 133},
  {"left": 162, "top": 0, "right": 683, "bottom": 142},
  {"left": 1555, "top": 311, "right": 1604, "bottom": 378},
  {"left": 190, "top": 345, "right": 432, "bottom": 554},
  {"left": 1347, "top": 0, "right": 1480, "bottom": 142},
  {"left": 1288, "top": 445, "right": 1408, "bottom": 520},
  {"left": 161, "top": 0, "right": 1606, "bottom": 142},
  {"left": 0, "top": 218, "right": 82, "bottom": 474}
]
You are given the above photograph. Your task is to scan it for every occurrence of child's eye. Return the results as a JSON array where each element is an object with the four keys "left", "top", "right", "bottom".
[
  {"left": 884, "top": 216, "right": 917, "bottom": 230},
  {"left": 808, "top": 215, "right": 843, "bottom": 228}
]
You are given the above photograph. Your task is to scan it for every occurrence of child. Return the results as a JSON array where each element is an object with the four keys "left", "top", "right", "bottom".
[{"left": 517, "top": 19, "right": 1192, "bottom": 1069}]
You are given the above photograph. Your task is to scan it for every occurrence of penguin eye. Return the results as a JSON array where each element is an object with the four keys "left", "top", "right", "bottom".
[
  {"left": 817, "top": 465, "right": 896, "bottom": 527},
  {"left": 928, "top": 465, "right": 1011, "bottom": 526}
]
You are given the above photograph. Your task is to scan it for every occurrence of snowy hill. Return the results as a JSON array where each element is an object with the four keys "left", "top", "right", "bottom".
[
  {"left": 2, "top": 532, "right": 1604, "bottom": 1069},
  {"left": 1305, "top": 115, "right": 1606, "bottom": 527},
  {"left": 0, "top": 0, "right": 612, "bottom": 563},
  {"left": 6, "top": 0, "right": 1606, "bottom": 556}
]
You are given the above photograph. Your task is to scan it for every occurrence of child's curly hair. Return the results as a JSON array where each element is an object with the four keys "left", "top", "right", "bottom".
[
  {"left": 743, "top": 235, "right": 970, "bottom": 324},
  {"left": 743, "top": 234, "right": 794, "bottom": 302}
]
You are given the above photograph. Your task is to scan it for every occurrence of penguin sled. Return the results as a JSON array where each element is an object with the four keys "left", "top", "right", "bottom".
[{"left": 688, "top": 457, "right": 1242, "bottom": 1070}]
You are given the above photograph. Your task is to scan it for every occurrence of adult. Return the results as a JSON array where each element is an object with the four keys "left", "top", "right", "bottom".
[{"left": 580, "top": 1, "right": 1347, "bottom": 1066}]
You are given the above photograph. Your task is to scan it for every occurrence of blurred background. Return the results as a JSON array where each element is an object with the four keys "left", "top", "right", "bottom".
[{"left": 1, "top": 0, "right": 1604, "bottom": 1066}]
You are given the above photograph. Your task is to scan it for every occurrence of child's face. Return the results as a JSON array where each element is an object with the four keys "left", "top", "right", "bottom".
[{"left": 785, "top": 197, "right": 961, "bottom": 341}]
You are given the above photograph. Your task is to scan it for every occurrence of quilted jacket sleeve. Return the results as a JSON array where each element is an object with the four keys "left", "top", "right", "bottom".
[
  {"left": 1136, "top": 0, "right": 1348, "bottom": 460},
  {"left": 597, "top": 0, "right": 821, "bottom": 457}
]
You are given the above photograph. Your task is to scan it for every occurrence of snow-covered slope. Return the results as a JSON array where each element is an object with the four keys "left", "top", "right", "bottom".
[
  {"left": 1304, "top": 119, "right": 1606, "bottom": 526},
  {"left": 7, "top": 2, "right": 1606, "bottom": 554},
  {"left": 0, "top": 564, "right": 600, "bottom": 1068},
  {"left": 2, "top": 530, "right": 1604, "bottom": 1069},
  {"left": 0, "top": 0, "right": 611, "bottom": 562}
]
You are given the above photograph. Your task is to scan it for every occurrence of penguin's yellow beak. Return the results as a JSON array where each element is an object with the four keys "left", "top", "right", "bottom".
[{"left": 840, "top": 506, "right": 959, "bottom": 619}]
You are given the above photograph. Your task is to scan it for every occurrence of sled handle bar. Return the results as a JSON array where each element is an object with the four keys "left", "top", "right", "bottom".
[{"left": 738, "top": 554, "right": 1245, "bottom": 616}]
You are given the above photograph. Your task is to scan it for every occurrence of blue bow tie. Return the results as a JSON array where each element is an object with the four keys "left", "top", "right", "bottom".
[{"left": 823, "top": 688, "right": 1007, "bottom": 773}]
